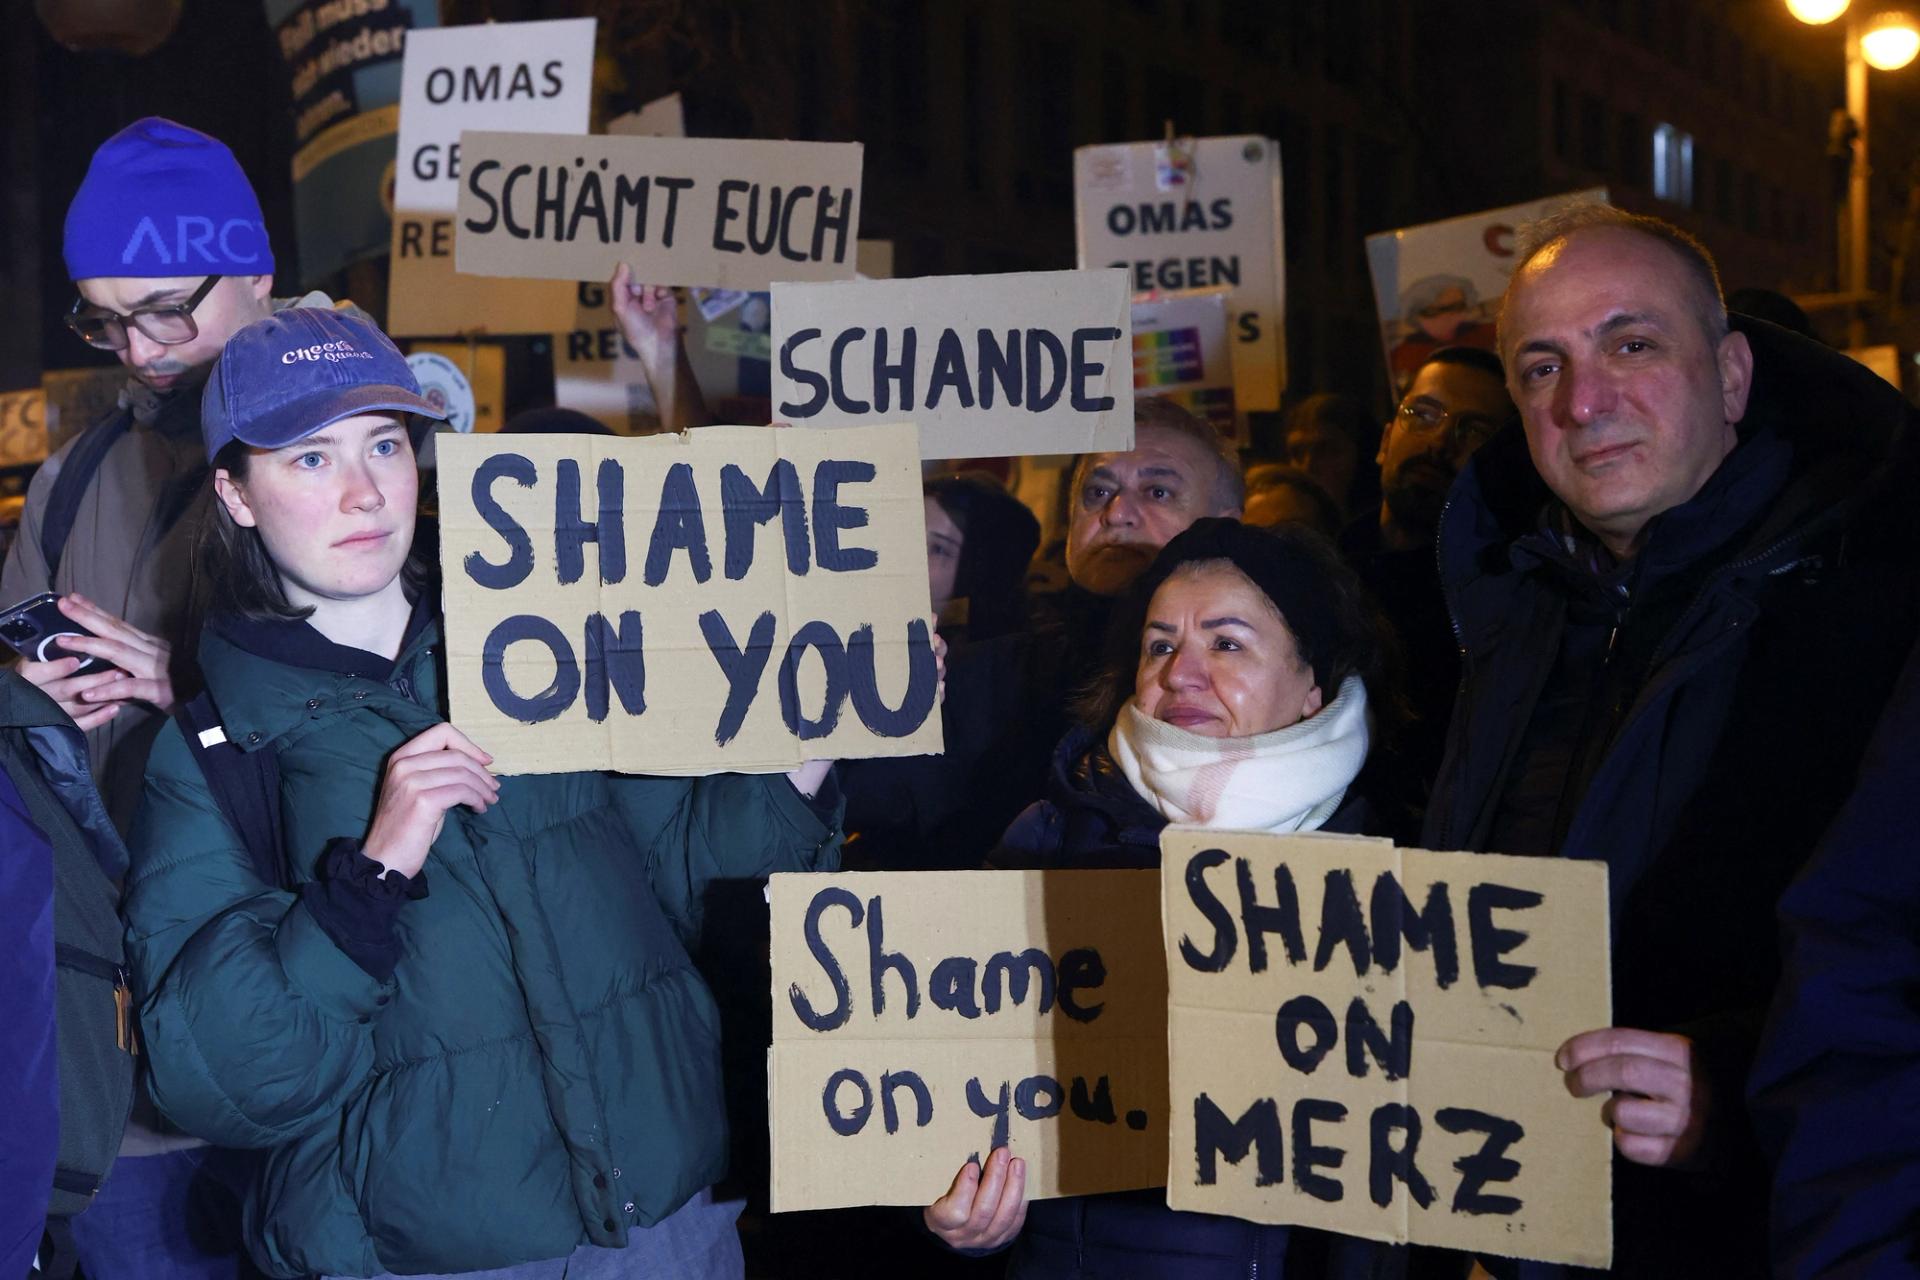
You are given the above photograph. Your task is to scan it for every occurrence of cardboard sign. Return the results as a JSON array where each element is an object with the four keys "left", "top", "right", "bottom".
[
  {"left": 769, "top": 269, "right": 1134, "bottom": 461},
  {"left": 1160, "top": 829, "right": 1612, "bottom": 1268},
  {"left": 265, "top": 0, "right": 438, "bottom": 285},
  {"left": 437, "top": 425, "right": 940, "bottom": 775},
  {"left": 1365, "top": 190, "right": 1605, "bottom": 394},
  {"left": 1075, "top": 135, "right": 1286, "bottom": 411},
  {"left": 607, "top": 92, "right": 685, "bottom": 139},
  {"left": 769, "top": 869, "right": 1169, "bottom": 1212},
  {"left": 0, "top": 388, "right": 47, "bottom": 468},
  {"left": 1132, "top": 286, "right": 1238, "bottom": 444},
  {"left": 455, "top": 132, "right": 864, "bottom": 289},
  {"left": 387, "top": 18, "right": 595, "bottom": 337}
]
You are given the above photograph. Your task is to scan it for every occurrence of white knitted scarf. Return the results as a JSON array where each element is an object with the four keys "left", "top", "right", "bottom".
[{"left": 1106, "top": 675, "right": 1370, "bottom": 832}]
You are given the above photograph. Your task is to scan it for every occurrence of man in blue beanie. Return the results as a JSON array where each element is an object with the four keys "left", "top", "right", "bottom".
[{"left": 2, "top": 116, "right": 337, "bottom": 1280}]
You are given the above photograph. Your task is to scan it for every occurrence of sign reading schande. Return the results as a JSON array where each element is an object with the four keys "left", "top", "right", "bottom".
[
  {"left": 769, "top": 869, "right": 1168, "bottom": 1211},
  {"left": 1161, "top": 829, "right": 1612, "bottom": 1268},
  {"left": 436, "top": 425, "right": 940, "bottom": 775},
  {"left": 769, "top": 269, "right": 1134, "bottom": 460},
  {"left": 454, "top": 132, "right": 863, "bottom": 289}
]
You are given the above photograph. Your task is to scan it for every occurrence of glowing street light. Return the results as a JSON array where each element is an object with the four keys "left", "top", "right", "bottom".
[
  {"left": 1787, "top": 0, "right": 1851, "bottom": 22},
  {"left": 1787, "top": 2, "right": 1920, "bottom": 341},
  {"left": 1862, "top": 10, "right": 1920, "bottom": 68}
]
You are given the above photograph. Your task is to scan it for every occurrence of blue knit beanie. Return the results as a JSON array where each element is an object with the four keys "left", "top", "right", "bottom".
[{"left": 64, "top": 118, "right": 275, "bottom": 281}]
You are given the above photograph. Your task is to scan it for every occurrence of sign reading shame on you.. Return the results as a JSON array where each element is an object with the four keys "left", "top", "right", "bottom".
[
  {"left": 769, "top": 269, "right": 1135, "bottom": 461},
  {"left": 1161, "top": 830, "right": 1612, "bottom": 1268},
  {"left": 437, "top": 425, "right": 941, "bottom": 775},
  {"left": 455, "top": 132, "right": 864, "bottom": 290},
  {"left": 769, "top": 869, "right": 1168, "bottom": 1212}
]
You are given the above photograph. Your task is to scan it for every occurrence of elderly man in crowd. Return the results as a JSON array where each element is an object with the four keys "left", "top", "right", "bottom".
[{"left": 1422, "top": 202, "right": 1920, "bottom": 1277}]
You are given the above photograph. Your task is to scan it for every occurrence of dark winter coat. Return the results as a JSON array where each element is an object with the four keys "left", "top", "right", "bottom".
[
  {"left": 1751, "top": 636, "right": 1920, "bottom": 1279},
  {"left": 1422, "top": 316, "right": 1920, "bottom": 1278},
  {"left": 994, "top": 727, "right": 1400, "bottom": 1280},
  {"left": 123, "top": 612, "right": 843, "bottom": 1278}
]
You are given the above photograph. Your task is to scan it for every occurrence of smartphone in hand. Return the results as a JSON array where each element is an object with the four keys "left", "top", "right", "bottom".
[{"left": 0, "top": 592, "right": 105, "bottom": 674}]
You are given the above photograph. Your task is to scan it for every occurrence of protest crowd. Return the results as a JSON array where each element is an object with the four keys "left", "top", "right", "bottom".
[{"left": 8, "top": 11, "right": 1920, "bottom": 1280}]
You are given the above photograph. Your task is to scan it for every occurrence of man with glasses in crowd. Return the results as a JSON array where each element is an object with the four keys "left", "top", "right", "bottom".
[
  {"left": 1341, "top": 345, "right": 1514, "bottom": 826},
  {"left": 0, "top": 116, "right": 350, "bottom": 1279}
]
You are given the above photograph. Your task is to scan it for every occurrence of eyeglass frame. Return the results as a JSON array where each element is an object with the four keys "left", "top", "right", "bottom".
[
  {"left": 65, "top": 275, "right": 223, "bottom": 352},
  {"left": 1394, "top": 397, "right": 1505, "bottom": 452}
]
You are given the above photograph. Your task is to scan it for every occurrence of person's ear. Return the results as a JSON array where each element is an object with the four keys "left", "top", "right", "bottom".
[
  {"left": 213, "top": 468, "right": 258, "bottom": 529},
  {"left": 1300, "top": 682, "right": 1325, "bottom": 720},
  {"left": 246, "top": 274, "right": 273, "bottom": 304},
  {"left": 1716, "top": 329, "right": 1754, "bottom": 425}
]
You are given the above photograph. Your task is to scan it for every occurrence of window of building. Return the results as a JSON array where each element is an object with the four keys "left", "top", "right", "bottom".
[{"left": 1652, "top": 122, "right": 1694, "bottom": 207}]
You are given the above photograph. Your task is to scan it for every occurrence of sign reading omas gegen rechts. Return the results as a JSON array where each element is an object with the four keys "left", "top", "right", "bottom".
[
  {"left": 436, "top": 425, "right": 941, "bottom": 775},
  {"left": 455, "top": 133, "right": 863, "bottom": 289},
  {"left": 386, "top": 18, "right": 595, "bottom": 337},
  {"left": 1160, "top": 830, "right": 1613, "bottom": 1269},
  {"left": 1075, "top": 135, "right": 1287, "bottom": 413}
]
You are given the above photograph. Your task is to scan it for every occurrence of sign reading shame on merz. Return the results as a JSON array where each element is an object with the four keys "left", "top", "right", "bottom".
[
  {"left": 770, "top": 269, "right": 1135, "bottom": 461},
  {"left": 437, "top": 426, "right": 941, "bottom": 775},
  {"left": 1162, "top": 830, "right": 1612, "bottom": 1269},
  {"left": 770, "top": 869, "right": 1168, "bottom": 1212},
  {"left": 455, "top": 132, "right": 864, "bottom": 290}
]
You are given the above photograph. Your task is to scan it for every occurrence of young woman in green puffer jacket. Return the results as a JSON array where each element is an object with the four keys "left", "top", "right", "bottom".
[{"left": 121, "top": 308, "right": 847, "bottom": 1280}]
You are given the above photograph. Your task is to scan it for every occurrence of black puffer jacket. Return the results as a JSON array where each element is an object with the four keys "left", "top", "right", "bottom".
[
  {"left": 993, "top": 727, "right": 1400, "bottom": 1280},
  {"left": 1422, "top": 316, "right": 1920, "bottom": 1279}
]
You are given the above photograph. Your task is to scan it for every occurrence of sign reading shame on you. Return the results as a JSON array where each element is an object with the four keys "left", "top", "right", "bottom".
[
  {"left": 770, "top": 269, "right": 1135, "bottom": 460},
  {"left": 1162, "top": 830, "right": 1611, "bottom": 1268},
  {"left": 770, "top": 869, "right": 1168, "bottom": 1211},
  {"left": 437, "top": 425, "right": 941, "bottom": 775},
  {"left": 455, "top": 132, "right": 864, "bottom": 290}
]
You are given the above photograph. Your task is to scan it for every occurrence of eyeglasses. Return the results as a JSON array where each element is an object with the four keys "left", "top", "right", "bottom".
[
  {"left": 1396, "top": 399, "right": 1504, "bottom": 452},
  {"left": 66, "top": 275, "right": 221, "bottom": 351}
]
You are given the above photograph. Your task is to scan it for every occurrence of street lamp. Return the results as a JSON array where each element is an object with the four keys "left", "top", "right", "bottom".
[
  {"left": 1787, "top": 0, "right": 1850, "bottom": 21},
  {"left": 1862, "top": 10, "right": 1920, "bottom": 68},
  {"left": 1790, "top": 2, "right": 1920, "bottom": 343}
]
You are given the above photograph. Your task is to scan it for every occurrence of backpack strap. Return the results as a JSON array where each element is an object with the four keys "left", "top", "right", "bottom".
[
  {"left": 40, "top": 407, "right": 134, "bottom": 579},
  {"left": 171, "top": 691, "right": 287, "bottom": 891}
]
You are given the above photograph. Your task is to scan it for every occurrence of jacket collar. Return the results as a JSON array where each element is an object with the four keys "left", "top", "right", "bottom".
[{"left": 198, "top": 596, "right": 440, "bottom": 749}]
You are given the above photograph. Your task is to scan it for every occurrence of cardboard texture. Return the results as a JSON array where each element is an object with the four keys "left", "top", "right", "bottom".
[
  {"left": 1132, "top": 286, "right": 1238, "bottom": 444},
  {"left": 769, "top": 869, "right": 1169, "bottom": 1212},
  {"left": 768, "top": 269, "right": 1135, "bottom": 461},
  {"left": 387, "top": 19, "right": 595, "bottom": 337},
  {"left": 436, "top": 424, "right": 941, "bottom": 775},
  {"left": 454, "top": 132, "right": 864, "bottom": 289},
  {"left": 1364, "top": 189, "right": 1605, "bottom": 394},
  {"left": 607, "top": 92, "right": 686, "bottom": 139},
  {"left": 1075, "top": 136, "right": 1287, "bottom": 411},
  {"left": 1159, "top": 829, "right": 1612, "bottom": 1268}
]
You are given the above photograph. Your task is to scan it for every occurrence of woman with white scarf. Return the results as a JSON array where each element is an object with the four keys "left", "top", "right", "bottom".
[{"left": 925, "top": 517, "right": 1404, "bottom": 1280}]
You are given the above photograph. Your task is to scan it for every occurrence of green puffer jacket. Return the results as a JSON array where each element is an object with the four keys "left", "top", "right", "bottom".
[{"left": 123, "top": 615, "right": 842, "bottom": 1278}]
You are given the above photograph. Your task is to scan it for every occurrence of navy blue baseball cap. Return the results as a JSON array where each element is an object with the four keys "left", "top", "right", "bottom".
[{"left": 201, "top": 308, "right": 447, "bottom": 463}]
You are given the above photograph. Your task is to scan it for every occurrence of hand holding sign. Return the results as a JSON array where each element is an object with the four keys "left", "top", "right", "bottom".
[
  {"left": 363, "top": 724, "right": 501, "bottom": 879},
  {"left": 1556, "top": 1027, "right": 1709, "bottom": 1169},
  {"left": 608, "top": 264, "right": 711, "bottom": 432},
  {"left": 924, "top": 1149, "right": 1028, "bottom": 1251}
]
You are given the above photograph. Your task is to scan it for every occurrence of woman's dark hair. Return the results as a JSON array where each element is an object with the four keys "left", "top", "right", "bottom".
[
  {"left": 925, "top": 471, "right": 1041, "bottom": 641},
  {"left": 189, "top": 433, "right": 430, "bottom": 641},
  {"left": 1075, "top": 517, "right": 1400, "bottom": 735}
]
